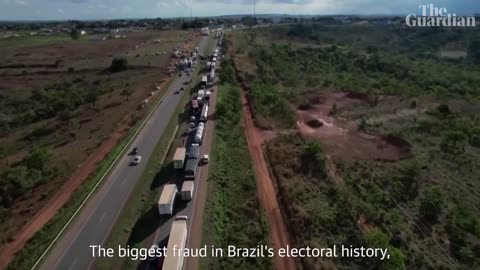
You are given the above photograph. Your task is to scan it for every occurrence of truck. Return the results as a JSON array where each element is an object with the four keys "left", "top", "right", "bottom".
[
  {"left": 173, "top": 147, "right": 186, "bottom": 169},
  {"left": 162, "top": 216, "right": 188, "bottom": 270},
  {"left": 207, "top": 61, "right": 212, "bottom": 70},
  {"left": 184, "top": 158, "right": 198, "bottom": 179},
  {"left": 201, "top": 75, "right": 207, "bottom": 86},
  {"left": 204, "top": 91, "right": 211, "bottom": 102},
  {"left": 195, "top": 122, "right": 205, "bottom": 143},
  {"left": 158, "top": 184, "right": 178, "bottom": 215},
  {"left": 180, "top": 181, "right": 194, "bottom": 200},
  {"left": 198, "top": 89, "right": 205, "bottom": 99},
  {"left": 191, "top": 99, "right": 199, "bottom": 111},
  {"left": 200, "top": 105, "right": 209, "bottom": 122}
]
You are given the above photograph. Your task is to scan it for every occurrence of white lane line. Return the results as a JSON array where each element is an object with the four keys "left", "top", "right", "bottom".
[
  {"left": 32, "top": 61, "right": 182, "bottom": 270},
  {"left": 98, "top": 212, "right": 107, "bottom": 223},
  {"left": 67, "top": 258, "right": 77, "bottom": 270}
]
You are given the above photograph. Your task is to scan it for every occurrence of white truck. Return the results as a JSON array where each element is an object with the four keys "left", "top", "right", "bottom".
[
  {"left": 163, "top": 216, "right": 188, "bottom": 270},
  {"left": 200, "top": 105, "right": 209, "bottom": 122},
  {"left": 158, "top": 184, "right": 177, "bottom": 215},
  {"left": 195, "top": 122, "right": 205, "bottom": 143},
  {"left": 173, "top": 147, "right": 186, "bottom": 169},
  {"left": 181, "top": 181, "right": 194, "bottom": 200}
]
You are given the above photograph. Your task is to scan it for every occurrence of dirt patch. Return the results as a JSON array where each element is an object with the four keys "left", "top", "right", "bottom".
[
  {"left": 296, "top": 91, "right": 411, "bottom": 161},
  {"left": 240, "top": 91, "right": 297, "bottom": 270},
  {"left": 306, "top": 119, "right": 324, "bottom": 128}
]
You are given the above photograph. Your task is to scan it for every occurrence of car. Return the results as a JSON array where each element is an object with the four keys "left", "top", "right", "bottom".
[
  {"left": 189, "top": 122, "right": 195, "bottom": 128},
  {"left": 174, "top": 90, "right": 180, "bottom": 94},
  {"left": 190, "top": 116, "right": 196, "bottom": 121},
  {"left": 180, "top": 87, "right": 184, "bottom": 91},
  {"left": 178, "top": 73, "right": 182, "bottom": 77},
  {"left": 131, "top": 155, "right": 142, "bottom": 165},
  {"left": 202, "top": 154, "right": 209, "bottom": 164},
  {"left": 130, "top": 147, "right": 138, "bottom": 155}
]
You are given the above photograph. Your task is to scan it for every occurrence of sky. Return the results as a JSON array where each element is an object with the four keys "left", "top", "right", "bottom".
[{"left": 0, "top": 0, "right": 479, "bottom": 21}]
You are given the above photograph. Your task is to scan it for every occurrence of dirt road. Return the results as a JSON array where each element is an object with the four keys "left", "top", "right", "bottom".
[{"left": 240, "top": 92, "right": 297, "bottom": 270}]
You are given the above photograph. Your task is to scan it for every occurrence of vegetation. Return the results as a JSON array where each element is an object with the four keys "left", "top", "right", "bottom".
[
  {"left": 201, "top": 62, "right": 271, "bottom": 269},
  {"left": 231, "top": 24, "right": 480, "bottom": 270},
  {"left": 109, "top": 57, "right": 129, "bottom": 72}
]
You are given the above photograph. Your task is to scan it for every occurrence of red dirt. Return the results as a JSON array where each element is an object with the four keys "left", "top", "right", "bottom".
[
  {"left": 241, "top": 92, "right": 298, "bottom": 270},
  {"left": 0, "top": 75, "right": 174, "bottom": 269},
  {"left": 297, "top": 91, "right": 410, "bottom": 161}
]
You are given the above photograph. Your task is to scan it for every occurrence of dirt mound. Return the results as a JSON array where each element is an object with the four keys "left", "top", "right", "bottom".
[{"left": 306, "top": 119, "right": 324, "bottom": 128}]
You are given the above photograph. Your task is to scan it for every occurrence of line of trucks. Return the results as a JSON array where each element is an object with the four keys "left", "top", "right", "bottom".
[{"left": 154, "top": 42, "right": 222, "bottom": 270}]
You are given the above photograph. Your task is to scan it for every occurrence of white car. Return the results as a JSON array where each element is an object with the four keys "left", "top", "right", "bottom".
[
  {"left": 202, "top": 154, "right": 209, "bottom": 164},
  {"left": 132, "top": 155, "right": 142, "bottom": 165}
]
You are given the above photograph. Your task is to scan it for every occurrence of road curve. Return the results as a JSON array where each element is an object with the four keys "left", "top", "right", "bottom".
[{"left": 38, "top": 36, "right": 209, "bottom": 270}]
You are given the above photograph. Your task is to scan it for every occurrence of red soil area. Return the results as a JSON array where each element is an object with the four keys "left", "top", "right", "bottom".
[
  {"left": 241, "top": 92, "right": 298, "bottom": 270},
  {"left": 297, "top": 91, "right": 410, "bottom": 161}
]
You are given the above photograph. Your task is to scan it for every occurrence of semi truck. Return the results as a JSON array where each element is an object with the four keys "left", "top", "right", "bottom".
[
  {"left": 198, "top": 89, "right": 205, "bottom": 99},
  {"left": 185, "top": 144, "right": 200, "bottom": 179},
  {"left": 162, "top": 216, "right": 188, "bottom": 270},
  {"left": 200, "top": 105, "right": 209, "bottom": 122},
  {"left": 180, "top": 181, "right": 194, "bottom": 200},
  {"left": 173, "top": 147, "right": 186, "bottom": 169},
  {"left": 195, "top": 122, "right": 205, "bottom": 143},
  {"left": 201, "top": 75, "right": 207, "bottom": 86},
  {"left": 158, "top": 184, "right": 178, "bottom": 215}
]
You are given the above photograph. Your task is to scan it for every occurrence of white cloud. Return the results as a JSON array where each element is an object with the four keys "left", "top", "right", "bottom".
[
  {"left": 57, "top": 8, "right": 64, "bottom": 14},
  {"left": 14, "top": 0, "right": 27, "bottom": 6},
  {"left": 157, "top": 1, "right": 169, "bottom": 7}
]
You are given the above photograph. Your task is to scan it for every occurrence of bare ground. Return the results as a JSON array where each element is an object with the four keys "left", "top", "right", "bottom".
[
  {"left": 241, "top": 91, "right": 297, "bottom": 270},
  {"left": 296, "top": 91, "right": 411, "bottom": 161}
]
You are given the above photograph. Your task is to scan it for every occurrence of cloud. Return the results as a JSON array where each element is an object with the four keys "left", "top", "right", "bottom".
[
  {"left": 58, "top": 8, "right": 64, "bottom": 14},
  {"left": 14, "top": 0, "right": 27, "bottom": 6},
  {"left": 157, "top": 1, "right": 169, "bottom": 7}
]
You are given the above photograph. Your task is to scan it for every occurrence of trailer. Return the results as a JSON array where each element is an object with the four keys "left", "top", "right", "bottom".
[
  {"left": 200, "top": 105, "right": 209, "bottom": 122},
  {"left": 181, "top": 181, "right": 194, "bottom": 200},
  {"left": 188, "top": 144, "right": 200, "bottom": 159},
  {"left": 158, "top": 184, "right": 178, "bottom": 215},
  {"left": 184, "top": 158, "right": 198, "bottom": 179},
  {"left": 204, "top": 91, "right": 211, "bottom": 102},
  {"left": 163, "top": 216, "right": 188, "bottom": 270},
  {"left": 207, "top": 61, "right": 212, "bottom": 70},
  {"left": 198, "top": 89, "right": 205, "bottom": 99},
  {"left": 195, "top": 122, "right": 205, "bottom": 143},
  {"left": 173, "top": 147, "right": 186, "bottom": 169},
  {"left": 201, "top": 75, "right": 207, "bottom": 86}
]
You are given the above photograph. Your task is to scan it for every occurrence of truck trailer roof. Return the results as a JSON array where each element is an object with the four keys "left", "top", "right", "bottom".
[
  {"left": 173, "top": 147, "right": 186, "bottom": 161},
  {"left": 163, "top": 217, "right": 188, "bottom": 270},
  {"left": 158, "top": 184, "right": 177, "bottom": 205}
]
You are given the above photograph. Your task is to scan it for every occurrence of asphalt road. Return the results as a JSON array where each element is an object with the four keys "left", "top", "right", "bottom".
[
  {"left": 38, "top": 36, "right": 210, "bottom": 270},
  {"left": 142, "top": 37, "right": 220, "bottom": 270}
]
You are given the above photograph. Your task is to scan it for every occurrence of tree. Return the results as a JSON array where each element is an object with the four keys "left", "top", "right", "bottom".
[
  {"left": 25, "top": 146, "right": 52, "bottom": 174},
  {"left": 121, "top": 88, "right": 134, "bottom": 101},
  {"left": 302, "top": 141, "right": 325, "bottom": 175},
  {"left": 109, "top": 57, "right": 128, "bottom": 72},
  {"left": 419, "top": 186, "right": 444, "bottom": 222},
  {"left": 6, "top": 166, "right": 31, "bottom": 189},
  {"left": 70, "top": 28, "right": 80, "bottom": 40},
  {"left": 365, "top": 229, "right": 406, "bottom": 270},
  {"left": 0, "top": 147, "right": 8, "bottom": 168},
  {"left": 57, "top": 110, "right": 73, "bottom": 125},
  {"left": 441, "top": 130, "right": 467, "bottom": 153}
]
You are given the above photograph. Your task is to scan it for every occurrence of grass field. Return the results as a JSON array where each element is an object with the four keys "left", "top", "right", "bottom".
[
  {"left": 199, "top": 82, "right": 272, "bottom": 270},
  {"left": 4, "top": 61, "right": 184, "bottom": 270}
]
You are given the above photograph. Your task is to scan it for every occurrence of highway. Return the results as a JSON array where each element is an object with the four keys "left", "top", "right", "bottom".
[
  {"left": 38, "top": 35, "right": 210, "bottom": 270},
  {"left": 142, "top": 36, "right": 221, "bottom": 270}
]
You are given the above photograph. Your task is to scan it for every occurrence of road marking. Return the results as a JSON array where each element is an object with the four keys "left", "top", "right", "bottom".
[
  {"left": 31, "top": 59, "right": 183, "bottom": 270},
  {"left": 99, "top": 212, "right": 107, "bottom": 223},
  {"left": 67, "top": 258, "right": 77, "bottom": 270}
]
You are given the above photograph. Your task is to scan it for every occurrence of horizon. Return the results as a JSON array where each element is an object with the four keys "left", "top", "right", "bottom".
[{"left": 0, "top": 0, "right": 479, "bottom": 21}]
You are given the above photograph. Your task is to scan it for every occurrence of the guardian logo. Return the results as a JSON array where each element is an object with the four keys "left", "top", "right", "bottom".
[{"left": 406, "top": 4, "right": 476, "bottom": 27}]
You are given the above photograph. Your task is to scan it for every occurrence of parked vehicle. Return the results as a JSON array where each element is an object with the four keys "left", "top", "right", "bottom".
[
  {"left": 181, "top": 181, "right": 194, "bottom": 200},
  {"left": 162, "top": 216, "right": 188, "bottom": 270},
  {"left": 173, "top": 147, "right": 186, "bottom": 169},
  {"left": 158, "top": 184, "right": 178, "bottom": 215},
  {"left": 202, "top": 154, "right": 209, "bottom": 164},
  {"left": 130, "top": 147, "right": 138, "bottom": 155},
  {"left": 200, "top": 105, "right": 209, "bottom": 122},
  {"left": 195, "top": 123, "right": 205, "bottom": 143}
]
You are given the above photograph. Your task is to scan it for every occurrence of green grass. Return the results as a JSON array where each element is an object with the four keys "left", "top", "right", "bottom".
[
  {"left": 199, "top": 83, "right": 272, "bottom": 270},
  {"left": 6, "top": 74, "right": 179, "bottom": 270},
  {"left": 0, "top": 34, "right": 72, "bottom": 48}
]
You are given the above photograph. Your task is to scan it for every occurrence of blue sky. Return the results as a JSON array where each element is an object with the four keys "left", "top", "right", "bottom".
[{"left": 0, "top": 0, "right": 479, "bottom": 21}]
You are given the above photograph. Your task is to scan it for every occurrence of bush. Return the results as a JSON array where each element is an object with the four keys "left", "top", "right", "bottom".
[
  {"left": 419, "top": 187, "right": 444, "bottom": 222},
  {"left": 109, "top": 57, "right": 128, "bottom": 72}
]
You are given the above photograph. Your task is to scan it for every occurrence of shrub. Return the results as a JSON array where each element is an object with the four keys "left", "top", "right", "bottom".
[{"left": 109, "top": 57, "right": 128, "bottom": 72}]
